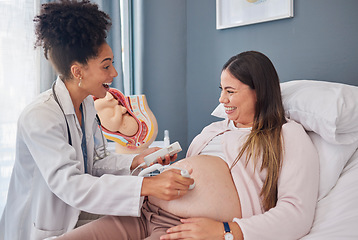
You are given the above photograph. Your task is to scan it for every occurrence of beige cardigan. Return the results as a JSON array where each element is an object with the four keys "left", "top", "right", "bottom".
[{"left": 187, "top": 119, "right": 319, "bottom": 240}]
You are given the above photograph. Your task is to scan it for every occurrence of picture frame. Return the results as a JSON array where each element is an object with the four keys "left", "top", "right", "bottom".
[{"left": 216, "top": 0, "right": 294, "bottom": 30}]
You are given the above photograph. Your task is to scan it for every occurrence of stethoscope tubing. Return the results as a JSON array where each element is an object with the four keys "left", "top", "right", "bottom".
[{"left": 51, "top": 81, "right": 108, "bottom": 160}]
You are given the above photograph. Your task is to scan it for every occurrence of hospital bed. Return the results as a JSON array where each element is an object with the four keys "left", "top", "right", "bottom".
[
  {"left": 281, "top": 80, "right": 358, "bottom": 239},
  {"left": 213, "top": 79, "right": 358, "bottom": 239}
]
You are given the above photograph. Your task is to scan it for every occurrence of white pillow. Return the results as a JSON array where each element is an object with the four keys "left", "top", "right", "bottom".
[
  {"left": 281, "top": 80, "right": 358, "bottom": 145},
  {"left": 211, "top": 103, "right": 226, "bottom": 119},
  {"left": 281, "top": 80, "right": 358, "bottom": 198},
  {"left": 308, "top": 132, "right": 358, "bottom": 200},
  {"left": 213, "top": 80, "right": 358, "bottom": 145}
]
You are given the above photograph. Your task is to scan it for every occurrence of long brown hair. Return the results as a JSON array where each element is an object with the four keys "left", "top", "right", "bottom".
[{"left": 223, "top": 51, "right": 286, "bottom": 211}]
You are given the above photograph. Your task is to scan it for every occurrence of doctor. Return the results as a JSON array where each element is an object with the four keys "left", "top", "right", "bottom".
[{"left": 0, "top": 1, "right": 193, "bottom": 240}]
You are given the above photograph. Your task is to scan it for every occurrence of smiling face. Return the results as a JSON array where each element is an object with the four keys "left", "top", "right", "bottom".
[
  {"left": 77, "top": 42, "right": 118, "bottom": 99},
  {"left": 219, "top": 69, "right": 257, "bottom": 128}
]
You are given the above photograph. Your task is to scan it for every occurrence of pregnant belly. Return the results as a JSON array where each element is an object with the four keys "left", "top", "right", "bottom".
[{"left": 148, "top": 155, "right": 242, "bottom": 222}]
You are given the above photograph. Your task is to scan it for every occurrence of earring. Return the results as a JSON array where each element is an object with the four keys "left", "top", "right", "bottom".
[{"left": 78, "top": 77, "right": 82, "bottom": 87}]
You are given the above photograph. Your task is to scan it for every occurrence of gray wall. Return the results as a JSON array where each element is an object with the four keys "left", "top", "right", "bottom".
[
  {"left": 140, "top": 0, "right": 358, "bottom": 155},
  {"left": 138, "top": 0, "right": 188, "bottom": 158}
]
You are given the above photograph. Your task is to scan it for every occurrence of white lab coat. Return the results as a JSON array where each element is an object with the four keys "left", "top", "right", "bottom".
[{"left": 0, "top": 77, "right": 144, "bottom": 240}]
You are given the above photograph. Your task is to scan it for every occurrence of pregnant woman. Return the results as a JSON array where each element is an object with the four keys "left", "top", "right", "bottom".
[{"left": 58, "top": 51, "right": 319, "bottom": 240}]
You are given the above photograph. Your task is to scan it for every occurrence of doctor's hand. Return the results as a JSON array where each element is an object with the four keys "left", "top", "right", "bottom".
[
  {"left": 160, "top": 218, "right": 243, "bottom": 240},
  {"left": 141, "top": 169, "right": 194, "bottom": 201},
  {"left": 131, "top": 147, "right": 177, "bottom": 170}
]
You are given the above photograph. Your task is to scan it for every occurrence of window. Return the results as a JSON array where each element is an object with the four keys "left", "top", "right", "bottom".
[
  {"left": 0, "top": 0, "right": 39, "bottom": 214},
  {"left": 120, "top": 0, "right": 133, "bottom": 95}
]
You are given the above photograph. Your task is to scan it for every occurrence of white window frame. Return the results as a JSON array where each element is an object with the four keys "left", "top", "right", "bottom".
[{"left": 120, "top": 0, "right": 133, "bottom": 95}]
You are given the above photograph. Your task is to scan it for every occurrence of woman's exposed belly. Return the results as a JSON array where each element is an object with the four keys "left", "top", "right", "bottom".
[{"left": 149, "top": 155, "right": 242, "bottom": 222}]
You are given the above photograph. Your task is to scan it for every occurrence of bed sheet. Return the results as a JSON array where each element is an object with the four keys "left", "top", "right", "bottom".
[{"left": 301, "top": 148, "right": 358, "bottom": 239}]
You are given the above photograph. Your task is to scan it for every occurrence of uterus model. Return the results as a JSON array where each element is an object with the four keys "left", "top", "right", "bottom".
[{"left": 94, "top": 88, "right": 158, "bottom": 154}]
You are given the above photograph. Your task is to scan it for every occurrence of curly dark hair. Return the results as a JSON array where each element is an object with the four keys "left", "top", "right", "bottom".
[{"left": 34, "top": 0, "right": 112, "bottom": 80}]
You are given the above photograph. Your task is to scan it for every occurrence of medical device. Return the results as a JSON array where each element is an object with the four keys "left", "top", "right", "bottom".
[
  {"left": 143, "top": 141, "right": 182, "bottom": 166},
  {"left": 51, "top": 81, "right": 109, "bottom": 160},
  {"left": 138, "top": 163, "right": 195, "bottom": 190}
]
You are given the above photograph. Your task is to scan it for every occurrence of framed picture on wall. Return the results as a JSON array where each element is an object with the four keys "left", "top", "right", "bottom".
[{"left": 216, "top": 0, "right": 294, "bottom": 30}]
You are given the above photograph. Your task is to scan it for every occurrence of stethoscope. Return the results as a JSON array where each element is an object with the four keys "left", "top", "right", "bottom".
[{"left": 51, "top": 81, "right": 109, "bottom": 161}]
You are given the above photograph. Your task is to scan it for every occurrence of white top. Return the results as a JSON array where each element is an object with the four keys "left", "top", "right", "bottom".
[{"left": 200, "top": 120, "right": 251, "bottom": 160}]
